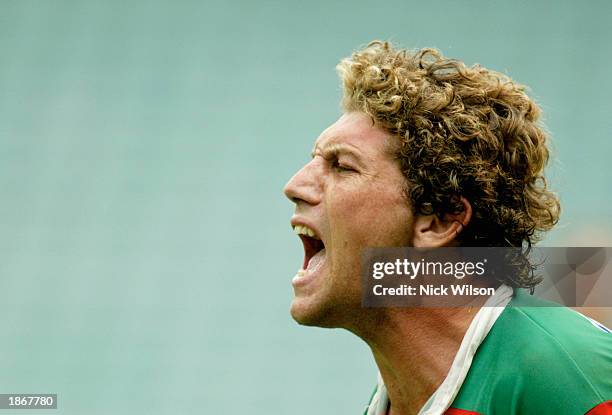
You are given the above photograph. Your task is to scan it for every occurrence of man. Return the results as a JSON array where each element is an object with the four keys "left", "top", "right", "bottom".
[{"left": 283, "top": 41, "right": 612, "bottom": 414}]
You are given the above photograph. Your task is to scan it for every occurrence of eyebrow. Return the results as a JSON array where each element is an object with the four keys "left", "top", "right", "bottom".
[{"left": 310, "top": 142, "right": 364, "bottom": 164}]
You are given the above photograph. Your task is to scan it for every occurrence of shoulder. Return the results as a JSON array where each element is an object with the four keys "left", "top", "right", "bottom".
[{"left": 452, "top": 290, "right": 612, "bottom": 414}]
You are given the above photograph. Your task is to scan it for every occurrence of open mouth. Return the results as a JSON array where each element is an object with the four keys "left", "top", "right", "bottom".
[{"left": 294, "top": 225, "right": 325, "bottom": 270}]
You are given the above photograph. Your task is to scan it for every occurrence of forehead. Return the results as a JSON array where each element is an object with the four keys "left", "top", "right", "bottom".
[{"left": 314, "top": 112, "right": 397, "bottom": 158}]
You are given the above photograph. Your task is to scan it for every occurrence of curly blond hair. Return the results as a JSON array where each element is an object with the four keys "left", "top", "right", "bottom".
[{"left": 337, "top": 41, "right": 560, "bottom": 287}]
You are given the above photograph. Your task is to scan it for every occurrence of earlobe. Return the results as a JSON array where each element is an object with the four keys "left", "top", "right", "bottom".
[{"left": 411, "top": 214, "right": 436, "bottom": 248}]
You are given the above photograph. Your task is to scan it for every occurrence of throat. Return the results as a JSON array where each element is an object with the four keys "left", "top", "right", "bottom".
[{"left": 365, "top": 308, "right": 477, "bottom": 415}]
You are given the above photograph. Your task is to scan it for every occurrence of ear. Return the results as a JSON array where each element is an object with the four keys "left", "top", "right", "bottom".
[{"left": 411, "top": 197, "right": 472, "bottom": 248}]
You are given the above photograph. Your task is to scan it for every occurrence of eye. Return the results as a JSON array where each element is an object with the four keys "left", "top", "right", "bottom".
[{"left": 331, "top": 158, "right": 356, "bottom": 173}]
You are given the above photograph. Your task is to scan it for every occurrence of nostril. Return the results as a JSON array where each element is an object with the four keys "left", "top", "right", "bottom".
[
  {"left": 284, "top": 180, "right": 307, "bottom": 204},
  {"left": 284, "top": 188, "right": 302, "bottom": 204}
]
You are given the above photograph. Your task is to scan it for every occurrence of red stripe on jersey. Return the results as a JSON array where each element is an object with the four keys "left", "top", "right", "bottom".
[
  {"left": 585, "top": 401, "right": 612, "bottom": 415},
  {"left": 445, "top": 408, "right": 481, "bottom": 415}
]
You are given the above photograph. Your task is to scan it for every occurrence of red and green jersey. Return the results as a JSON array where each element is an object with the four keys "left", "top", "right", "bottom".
[{"left": 364, "top": 289, "right": 612, "bottom": 414}]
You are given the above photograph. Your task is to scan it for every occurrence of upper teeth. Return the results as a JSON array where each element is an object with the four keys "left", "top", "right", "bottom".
[{"left": 293, "top": 224, "right": 320, "bottom": 239}]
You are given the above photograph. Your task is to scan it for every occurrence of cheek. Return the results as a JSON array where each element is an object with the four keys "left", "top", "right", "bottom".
[{"left": 327, "top": 183, "right": 413, "bottom": 249}]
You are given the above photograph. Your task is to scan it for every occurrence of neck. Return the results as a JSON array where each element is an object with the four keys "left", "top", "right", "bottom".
[{"left": 351, "top": 307, "right": 478, "bottom": 415}]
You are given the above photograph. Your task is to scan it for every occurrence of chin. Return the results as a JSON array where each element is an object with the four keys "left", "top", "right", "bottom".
[
  {"left": 290, "top": 298, "right": 330, "bottom": 327},
  {"left": 289, "top": 296, "right": 346, "bottom": 328}
]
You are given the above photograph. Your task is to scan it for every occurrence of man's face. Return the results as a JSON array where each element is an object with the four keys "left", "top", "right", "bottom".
[{"left": 283, "top": 112, "right": 414, "bottom": 328}]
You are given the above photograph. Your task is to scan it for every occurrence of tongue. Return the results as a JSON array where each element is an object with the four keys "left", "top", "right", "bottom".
[{"left": 307, "top": 248, "right": 326, "bottom": 271}]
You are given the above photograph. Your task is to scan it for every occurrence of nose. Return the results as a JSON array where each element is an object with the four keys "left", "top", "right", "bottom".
[{"left": 283, "top": 159, "right": 322, "bottom": 206}]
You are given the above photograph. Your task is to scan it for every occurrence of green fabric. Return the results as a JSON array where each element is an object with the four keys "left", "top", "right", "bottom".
[{"left": 450, "top": 290, "right": 612, "bottom": 414}]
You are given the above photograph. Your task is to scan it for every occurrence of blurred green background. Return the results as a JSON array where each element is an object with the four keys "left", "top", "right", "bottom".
[{"left": 1, "top": 1, "right": 611, "bottom": 414}]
